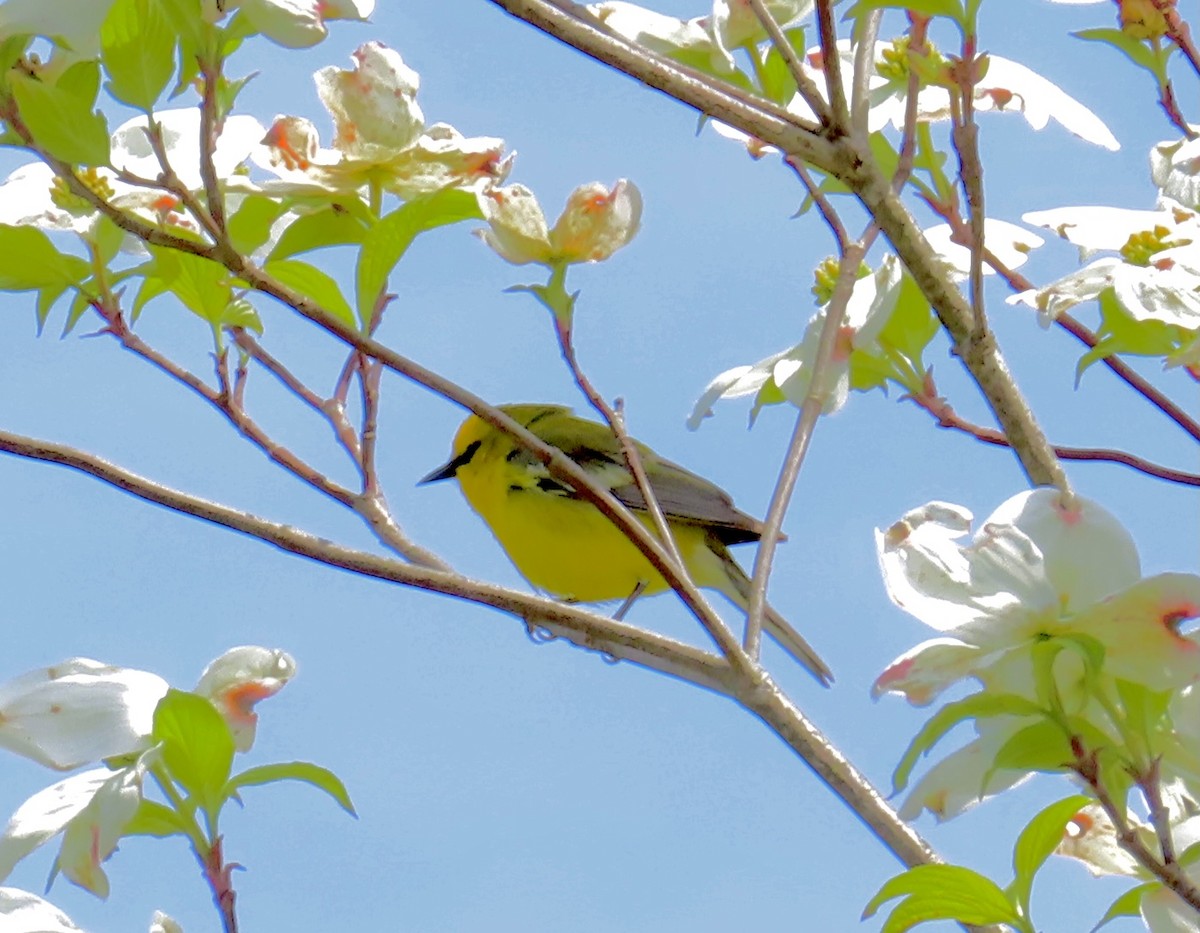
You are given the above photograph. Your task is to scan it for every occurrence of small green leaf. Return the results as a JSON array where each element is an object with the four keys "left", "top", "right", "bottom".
[
  {"left": 1010, "top": 794, "right": 1092, "bottom": 914},
  {"left": 152, "top": 689, "right": 235, "bottom": 808},
  {"left": 757, "top": 28, "right": 805, "bottom": 105},
  {"left": 892, "top": 692, "right": 1043, "bottom": 792},
  {"left": 990, "top": 720, "right": 1074, "bottom": 774},
  {"left": 1073, "top": 28, "right": 1166, "bottom": 79},
  {"left": 267, "top": 206, "right": 368, "bottom": 261},
  {"left": 55, "top": 60, "right": 101, "bottom": 108},
  {"left": 227, "top": 761, "right": 356, "bottom": 816},
  {"left": 1115, "top": 678, "right": 1173, "bottom": 747},
  {"left": 0, "top": 225, "right": 90, "bottom": 290},
  {"left": 879, "top": 273, "right": 937, "bottom": 363},
  {"left": 1094, "top": 882, "right": 1157, "bottom": 929},
  {"left": 356, "top": 188, "right": 483, "bottom": 324},
  {"left": 101, "top": 0, "right": 176, "bottom": 110},
  {"left": 131, "top": 270, "right": 169, "bottom": 323},
  {"left": 1077, "top": 290, "right": 1185, "bottom": 379},
  {"left": 227, "top": 195, "right": 288, "bottom": 256},
  {"left": 149, "top": 247, "right": 235, "bottom": 327},
  {"left": 63, "top": 289, "right": 93, "bottom": 334},
  {"left": 35, "top": 282, "right": 71, "bottom": 331},
  {"left": 10, "top": 66, "right": 110, "bottom": 165},
  {"left": 91, "top": 215, "right": 126, "bottom": 265},
  {"left": 265, "top": 259, "right": 356, "bottom": 330},
  {"left": 864, "top": 864, "right": 1021, "bottom": 931},
  {"left": 1030, "top": 640, "right": 1067, "bottom": 711},
  {"left": 159, "top": 0, "right": 208, "bottom": 48},
  {"left": 123, "top": 798, "right": 192, "bottom": 838},
  {"left": 0, "top": 35, "right": 31, "bottom": 93}
]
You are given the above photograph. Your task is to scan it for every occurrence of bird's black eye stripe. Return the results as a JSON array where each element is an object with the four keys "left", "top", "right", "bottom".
[{"left": 458, "top": 440, "right": 482, "bottom": 467}]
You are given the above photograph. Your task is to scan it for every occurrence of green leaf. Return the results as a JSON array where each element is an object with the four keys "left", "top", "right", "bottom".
[
  {"left": 10, "top": 65, "right": 110, "bottom": 165},
  {"left": 990, "top": 719, "right": 1074, "bottom": 774},
  {"left": 1073, "top": 28, "right": 1166, "bottom": 79},
  {"left": 151, "top": 689, "right": 235, "bottom": 809},
  {"left": 91, "top": 215, "right": 126, "bottom": 265},
  {"left": 0, "top": 35, "right": 31, "bottom": 94},
  {"left": 1115, "top": 678, "right": 1173, "bottom": 747},
  {"left": 149, "top": 247, "right": 235, "bottom": 328},
  {"left": 1010, "top": 794, "right": 1092, "bottom": 914},
  {"left": 63, "top": 289, "right": 93, "bottom": 334},
  {"left": 264, "top": 259, "right": 356, "bottom": 330},
  {"left": 356, "top": 188, "right": 483, "bottom": 324},
  {"left": 757, "top": 28, "right": 806, "bottom": 105},
  {"left": 0, "top": 225, "right": 90, "bottom": 290},
  {"left": 892, "top": 692, "right": 1043, "bottom": 793},
  {"left": 159, "top": 0, "right": 208, "bottom": 47},
  {"left": 100, "top": 0, "right": 176, "bottom": 110},
  {"left": 268, "top": 206, "right": 367, "bottom": 261},
  {"left": 864, "top": 865, "right": 1021, "bottom": 930},
  {"left": 34, "top": 282, "right": 71, "bottom": 331},
  {"left": 1030, "top": 640, "right": 1067, "bottom": 711},
  {"left": 879, "top": 273, "right": 937, "bottom": 364},
  {"left": 1094, "top": 882, "right": 1157, "bottom": 929},
  {"left": 227, "top": 195, "right": 288, "bottom": 256},
  {"left": 123, "top": 798, "right": 192, "bottom": 838},
  {"left": 227, "top": 761, "right": 356, "bottom": 816},
  {"left": 131, "top": 270, "right": 169, "bottom": 323},
  {"left": 55, "top": 60, "right": 101, "bottom": 107}
]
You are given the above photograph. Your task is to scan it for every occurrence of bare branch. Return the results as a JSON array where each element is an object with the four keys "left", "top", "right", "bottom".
[
  {"left": 908, "top": 378, "right": 1200, "bottom": 487},
  {"left": 0, "top": 427, "right": 736, "bottom": 693}
]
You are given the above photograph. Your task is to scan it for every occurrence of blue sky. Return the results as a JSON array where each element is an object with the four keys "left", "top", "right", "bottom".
[{"left": 0, "top": 1, "right": 1196, "bottom": 931}]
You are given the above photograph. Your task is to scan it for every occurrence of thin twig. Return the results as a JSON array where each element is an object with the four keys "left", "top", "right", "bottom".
[
  {"left": 88, "top": 298, "right": 358, "bottom": 508},
  {"left": 745, "top": 0, "right": 831, "bottom": 123},
  {"left": 892, "top": 17, "right": 929, "bottom": 192},
  {"left": 202, "top": 837, "right": 238, "bottom": 933},
  {"left": 1073, "top": 739, "right": 1200, "bottom": 913},
  {"left": 1137, "top": 760, "right": 1178, "bottom": 866},
  {"left": 198, "top": 55, "right": 228, "bottom": 233},
  {"left": 786, "top": 156, "right": 848, "bottom": 249},
  {"left": 141, "top": 118, "right": 224, "bottom": 243},
  {"left": 947, "top": 35, "right": 990, "bottom": 346},
  {"left": 553, "top": 318, "right": 690, "bottom": 578},
  {"left": 358, "top": 357, "right": 383, "bottom": 496},
  {"left": 1150, "top": 0, "right": 1200, "bottom": 81},
  {"left": 908, "top": 378, "right": 1200, "bottom": 487},
  {"left": 230, "top": 329, "right": 326, "bottom": 412},
  {"left": 849, "top": 11, "right": 882, "bottom": 140},
  {"left": 813, "top": 0, "right": 850, "bottom": 132},
  {"left": 746, "top": 239, "right": 871, "bottom": 655}
]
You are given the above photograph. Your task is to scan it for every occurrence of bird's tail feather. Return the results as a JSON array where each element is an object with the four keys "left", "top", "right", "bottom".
[{"left": 715, "top": 550, "right": 833, "bottom": 686}]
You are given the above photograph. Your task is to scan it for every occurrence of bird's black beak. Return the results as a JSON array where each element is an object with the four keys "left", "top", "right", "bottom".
[{"left": 417, "top": 441, "right": 480, "bottom": 485}]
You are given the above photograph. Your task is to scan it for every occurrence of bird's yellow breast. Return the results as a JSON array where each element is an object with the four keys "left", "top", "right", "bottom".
[{"left": 454, "top": 444, "right": 715, "bottom": 602}]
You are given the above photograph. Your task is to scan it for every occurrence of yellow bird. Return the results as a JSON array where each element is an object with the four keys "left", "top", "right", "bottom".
[{"left": 421, "top": 404, "right": 832, "bottom": 685}]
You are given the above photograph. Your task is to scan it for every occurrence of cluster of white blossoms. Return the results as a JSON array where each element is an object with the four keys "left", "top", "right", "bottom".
[
  {"left": 1014, "top": 137, "right": 1200, "bottom": 372},
  {"left": 0, "top": 647, "right": 294, "bottom": 931},
  {"left": 875, "top": 488, "right": 1200, "bottom": 929}
]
